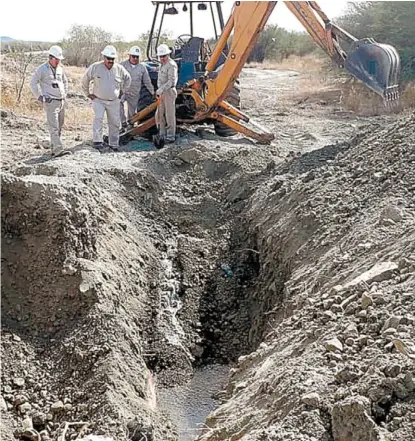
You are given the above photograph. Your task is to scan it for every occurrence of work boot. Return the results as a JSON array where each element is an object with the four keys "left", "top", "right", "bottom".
[
  {"left": 93, "top": 142, "right": 105, "bottom": 152},
  {"left": 165, "top": 138, "right": 175, "bottom": 145},
  {"left": 51, "top": 147, "right": 70, "bottom": 158}
]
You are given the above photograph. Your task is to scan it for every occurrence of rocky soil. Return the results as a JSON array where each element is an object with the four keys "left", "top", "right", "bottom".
[{"left": 1, "top": 67, "right": 414, "bottom": 441}]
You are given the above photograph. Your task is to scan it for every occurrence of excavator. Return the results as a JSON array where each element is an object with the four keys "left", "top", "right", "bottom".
[{"left": 121, "top": 1, "right": 400, "bottom": 145}]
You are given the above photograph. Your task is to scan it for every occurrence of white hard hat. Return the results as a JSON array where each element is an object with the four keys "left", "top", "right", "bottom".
[
  {"left": 128, "top": 46, "right": 141, "bottom": 56},
  {"left": 101, "top": 45, "right": 117, "bottom": 58},
  {"left": 48, "top": 45, "right": 64, "bottom": 60},
  {"left": 156, "top": 44, "right": 171, "bottom": 57}
]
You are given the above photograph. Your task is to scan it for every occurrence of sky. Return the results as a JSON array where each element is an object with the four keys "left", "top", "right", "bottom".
[{"left": 1, "top": 0, "right": 349, "bottom": 42}]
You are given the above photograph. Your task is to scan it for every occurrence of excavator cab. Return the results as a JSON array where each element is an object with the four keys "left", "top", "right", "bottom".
[{"left": 145, "top": 1, "right": 226, "bottom": 87}]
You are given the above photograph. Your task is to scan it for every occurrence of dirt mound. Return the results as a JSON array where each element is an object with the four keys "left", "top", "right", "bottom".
[{"left": 200, "top": 114, "right": 415, "bottom": 440}]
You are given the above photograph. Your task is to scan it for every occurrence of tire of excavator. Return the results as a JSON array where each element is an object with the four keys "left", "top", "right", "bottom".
[{"left": 213, "top": 82, "right": 241, "bottom": 137}]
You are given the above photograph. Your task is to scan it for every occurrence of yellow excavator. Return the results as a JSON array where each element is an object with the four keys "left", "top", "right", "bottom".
[{"left": 122, "top": 1, "right": 400, "bottom": 145}]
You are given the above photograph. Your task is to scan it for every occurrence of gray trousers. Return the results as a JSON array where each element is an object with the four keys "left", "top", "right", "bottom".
[
  {"left": 44, "top": 100, "right": 65, "bottom": 149},
  {"left": 93, "top": 98, "right": 121, "bottom": 147},
  {"left": 156, "top": 88, "right": 177, "bottom": 141},
  {"left": 120, "top": 95, "right": 138, "bottom": 124}
]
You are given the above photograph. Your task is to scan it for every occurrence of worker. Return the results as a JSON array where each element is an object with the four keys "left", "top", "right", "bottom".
[
  {"left": 30, "top": 45, "right": 68, "bottom": 157},
  {"left": 155, "top": 44, "right": 178, "bottom": 144},
  {"left": 82, "top": 45, "right": 131, "bottom": 151},
  {"left": 120, "top": 46, "right": 154, "bottom": 127}
]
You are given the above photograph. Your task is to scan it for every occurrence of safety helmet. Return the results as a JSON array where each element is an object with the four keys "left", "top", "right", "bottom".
[
  {"left": 128, "top": 46, "right": 141, "bottom": 57},
  {"left": 48, "top": 45, "right": 64, "bottom": 60},
  {"left": 156, "top": 44, "right": 171, "bottom": 57},
  {"left": 101, "top": 45, "right": 117, "bottom": 58}
]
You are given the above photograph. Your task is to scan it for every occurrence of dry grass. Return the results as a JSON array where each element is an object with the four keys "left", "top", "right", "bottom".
[
  {"left": 246, "top": 54, "right": 325, "bottom": 74},
  {"left": 340, "top": 79, "right": 415, "bottom": 116}
]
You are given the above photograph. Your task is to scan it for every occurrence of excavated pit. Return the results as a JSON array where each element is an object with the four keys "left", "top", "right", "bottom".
[
  {"left": 2, "top": 114, "right": 415, "bottom": 441},
  {"left": 1, "top": 143, "right": 286, "bottom": 440}
]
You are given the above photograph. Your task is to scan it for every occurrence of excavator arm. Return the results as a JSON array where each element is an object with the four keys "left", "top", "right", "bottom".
[
  {"left": 125, "top": 1, "right": 400, "bottom": 145},
  {"left": 204, "top": 1, "right": 400, "bottom": 108}
]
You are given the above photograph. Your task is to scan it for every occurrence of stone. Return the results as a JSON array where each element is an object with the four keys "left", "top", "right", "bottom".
[
  {"left": 382, "top": 315, "right": 402, "bottom": 332},
  {"left": 345, "top": 338, "right": 355, "bottom": 346},
  {"left": 301, "top": 392, "right": 320, "bottom": 408},
  {"left": 19, "top": 402, "right": 32, "bottom": 413},
  {"left": 332, "top": 396, "right": 383, "bottom": 441},
  {"left": 22, "top": 417, "right": 33, "bottom": 430},
  {"left": 14, "top": 394, "right": 28, "bottom": 406},
  {"left": 382, "top": 327, "right": 397, "bottom": 336},
  {"left": 51, "top": 400, "right": 65, "bottom": 412},
  {"left": 325, "top": 338, "right": 343, "bottom": 352},
  {"left": 344, "top": 323, "right": 359, "bottom": 338},
  {"left": 361, "top": 292, "right": 373, "bottom": 309},
  {"left": 13, "top": 377, "right": 25, "bottom": 387},
  {"left": 345, "top": 262, "right": 398, "bottom": 288},
  {"left": 379, "top": 205, "right": 404, "bottom": 223},
  {"left": 21, "top": 429, "right": 40, "bottom": 441},
  {"left": 12, "top": 334, "right": 22, "bottom": 342},
  {"left": 0, "top": 396, "right": 7, "bottom": 411}
]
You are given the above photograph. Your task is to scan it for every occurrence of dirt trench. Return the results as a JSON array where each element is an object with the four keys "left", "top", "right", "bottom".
[
  {"left": 1, "top": 141, "right": 291, "bottom": 440},
  {"left": 1, "top": 69, "right": 414, "bottom": 441}
]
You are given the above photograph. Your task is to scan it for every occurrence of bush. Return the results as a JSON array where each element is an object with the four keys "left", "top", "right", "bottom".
[
  {"left": 248, "top": 25, "right": 317, "bottom": 63},
  {"left": 61, "top": 25, "right": 115, "bottom": 67}
]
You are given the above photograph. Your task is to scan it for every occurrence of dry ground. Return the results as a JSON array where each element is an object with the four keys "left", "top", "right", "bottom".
[{"left": 1, "top": 53, "right": 414, "bottom": 441}]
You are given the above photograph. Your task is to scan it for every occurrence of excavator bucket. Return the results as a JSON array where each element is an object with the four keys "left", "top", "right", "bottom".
[{"left": 344, "top": 38, "right": 400, "bottom": 102}]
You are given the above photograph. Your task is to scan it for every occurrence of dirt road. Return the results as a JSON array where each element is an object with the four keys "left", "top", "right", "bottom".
[{"left": 1, "top": 67, "right": 414, "bottom": 441}]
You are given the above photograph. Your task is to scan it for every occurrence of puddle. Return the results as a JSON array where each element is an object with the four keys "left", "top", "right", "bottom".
[{"left": 158, "top": 364, "right": 229, "bottom": 441}]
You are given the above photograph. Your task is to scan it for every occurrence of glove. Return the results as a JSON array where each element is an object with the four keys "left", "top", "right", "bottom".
[
  {"left": 120, "top": 94, "right": 126, "bottom": 103},
  {"left": 156, "top": 88, "right": 163, "bottom": 97}
]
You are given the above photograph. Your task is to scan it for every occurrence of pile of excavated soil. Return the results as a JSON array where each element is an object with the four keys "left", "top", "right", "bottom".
[
  {"left": 199, "top": 113, "right": 415, "bottom": 441},
  {"left": 1, "top": 109, "right": 414, "bottom": 441}
]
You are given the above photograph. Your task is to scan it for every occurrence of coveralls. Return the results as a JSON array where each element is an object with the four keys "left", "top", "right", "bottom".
[
  {"left": 30, "top": 62, "right": 68, "bottom": 152},
  {"left": 82, "top": 62, "right": 131, "bottom": 148},
  {"left": 120, "top": 61, "right": 154, "bottom": 123},
  {"left": 156, "top": 58, "right": 178, "bottom": 142}
]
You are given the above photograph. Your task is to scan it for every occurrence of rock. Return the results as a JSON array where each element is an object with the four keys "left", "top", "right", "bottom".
[
  {"left": 19, "top": 402, "right": 32, "bottom": 413},
  {"left": 22, "top": 417, "right": 33, "bottom": 430},
  {"left": 51, "top": 400, "right": 65, "bottom": 412},
  {"left": 21, "top": 428, "right": 40, "bottom": 441},
  {"left": 0, "top": 396, "right": 7, "bottom": 411},
  {"left": 325, "top": 337, "right": 343, "bottom": 352},
  {"left": 382, "top": 327, "right": 397, "bottom": 336},
  {"left": 344, "top": 323, "right": 358, "bottom": 338},
  {"left": 12, "top": 334, "right": 22, "bottom": 342},
  {"left": 301, "top": 392, "right": 320, "bottom": 408},
  {"left": 39, "top": 430, "right": 51, "bottom": 441},
  {"left": 14, "top": 394, "right": 28, "bottom": 406},
  {"left": 361, "top": 292, "right": 373, "bottom": 309},
  {"left": 382, "top": 315, "right": 402, "bottom": 332},
  {"left": 332, "top": 396, "right": 384, "bottom": 441},
  {"left": 345, "top": 338, "right": 355, "bottom": 346},
  {"left": 379, "top": 205, "right": 404, "bottom": 223},
  {"left": 345, "top": 262, "right": 398, "bottom": 288},
  {"left": 13, "top": 377, "right": 25, "bottom": 387},
  {"left": 32, "top": 411, "right": 47, "bottom": 426}
]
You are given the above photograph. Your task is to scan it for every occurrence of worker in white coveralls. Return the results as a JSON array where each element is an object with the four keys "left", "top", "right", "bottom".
[
  {"left": 120, "top": 46, "right": 154, "bottom": 127},
  {"left": 155, "top": 44, "right": 178, "bottom": 144},
  {"left": 30, "top": 45, "right": 68, "bottom": 157},
  {"left": 82, "top": 45, "right": 131, "bottom": 151}
]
